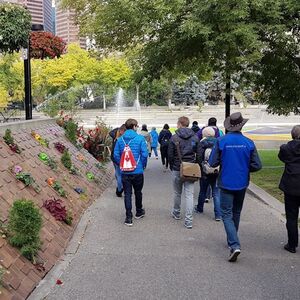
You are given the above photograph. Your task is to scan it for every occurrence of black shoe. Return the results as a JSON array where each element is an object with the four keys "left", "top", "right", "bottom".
[
  {"left": 124, "top": 216, "right": 133, "bottom": 226},
  {"left": 116, "top": 188, "right": 123, "bottom": 197},
  {"left": 194, "top": 205, "right": 203, "bottom": 214},
  {"left": 135, "top": 209, "right": 145, "bottom": 219},
  {"left": 228, "top": 249, "right": 241, "bottom": 262},
  {"left": 284, "top": 244, "right": 296, "bottom": 253}
]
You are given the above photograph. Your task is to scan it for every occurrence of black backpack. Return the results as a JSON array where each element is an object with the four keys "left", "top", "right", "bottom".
[{"left": 160, "top": 132, "right": 170, "bottom": 146}]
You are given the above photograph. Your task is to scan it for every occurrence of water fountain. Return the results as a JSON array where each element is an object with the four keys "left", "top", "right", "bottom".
[
  {"left": 116, "top": 87, "right": 125, "bottom": 113},
  {"left": 115, "top": 87, "right": 142, "bottom": 127}
]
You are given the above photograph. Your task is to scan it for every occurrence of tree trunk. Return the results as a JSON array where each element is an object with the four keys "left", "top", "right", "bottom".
[
  {"left": 103, "top": 93, "right": 106, "bottom": 111},
  {"left": 225, "top": 73, "right": 231, "bottom": 118}
]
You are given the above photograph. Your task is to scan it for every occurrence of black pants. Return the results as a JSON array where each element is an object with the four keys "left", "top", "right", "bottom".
[
  {"left": 284, "top": 193, "right": 300, "bottom": 248},
  {"left": 160, "top": 145, "right": 169, "bottom": 168},
  {"left": 122, "top": 174, "right": 144, "bottom": 217}
]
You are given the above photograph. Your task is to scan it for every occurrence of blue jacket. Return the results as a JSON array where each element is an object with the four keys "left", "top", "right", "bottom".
[
  {"left": 150, "top": 130, "right": 159, "bottom": 147},
  {"left": 209, "top": 132, "right": 262, "bottom": 190},
  {"left": 114, "top": 129, "right": 148, "bottom": 174}
]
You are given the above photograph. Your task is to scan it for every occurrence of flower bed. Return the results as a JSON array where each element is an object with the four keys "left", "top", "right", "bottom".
[
  {"left": 3, "top": 129, "right": 22, "bottom": 154},
  {"left": 31, "top": 131, "right": 49, "bottom": 147},
  {"left": 46, "top": 178, "right": 67, "bottom": 197},
  {"left": 13, "top": 165, "right": 41, "bottom": 193},
  {"left": 43, "top": 198, "right": 72, "bottom": 225}
]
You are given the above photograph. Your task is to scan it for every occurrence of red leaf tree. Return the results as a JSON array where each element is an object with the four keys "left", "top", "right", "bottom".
[{"left": 30, "top": 32, "right": 66, "bottom": 59}]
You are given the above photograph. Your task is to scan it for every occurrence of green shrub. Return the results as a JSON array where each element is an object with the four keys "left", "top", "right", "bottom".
[
  {"left": 3, "top": 129, "right": 14, "bottom": 145},
  {"left": 61, "top": 149, "right": 72, "bottom": 170},
  {"left": 8, "top": 199, "right": 42, "bottom": 262},
  {"left": 47, "top": 157, "right": 58, "bottom": 171},
  {"left": 65, "top": 120, "right": 78, "bottom": 144},
  {"left": 0, "top": 264, "right": 6, "bottom": 287},
  {"left": 65, "top": 211, "right": 73, "bottom": 225}
]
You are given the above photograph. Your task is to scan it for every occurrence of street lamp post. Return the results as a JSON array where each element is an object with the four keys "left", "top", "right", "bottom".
[{"left": 24, "top": 24, "right": 44, "bottom": 120}]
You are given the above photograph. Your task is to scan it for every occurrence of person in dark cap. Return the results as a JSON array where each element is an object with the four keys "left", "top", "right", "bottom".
[
  {"left": 191, "top": 121, "right": 200, "bottom": 133},
  {"left": 209, "top": 112, "right": 262, "bottom": 262},
  {"left": 197, "top": 117, "right": 224, "bottom": 140},
  {"left": 278, "top": 125, "right": 300, "bottom": 254}
]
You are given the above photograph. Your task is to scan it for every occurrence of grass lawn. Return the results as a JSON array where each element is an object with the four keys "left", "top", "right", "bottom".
[{"left": 251, "top": 150, "right": 284, "bottom": 202}]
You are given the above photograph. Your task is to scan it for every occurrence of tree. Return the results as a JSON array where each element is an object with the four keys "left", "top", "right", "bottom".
[
  {"left": 0, "top": 53, "right": 24, "bottom": 107},
  {"left": 0, "top": 3, "right": 31, "bottom": 53},
  {"left": 255, "top": 33, "right": 300, "bottom": 115},
  {"left": 97, "top": 56, "right": 133, "bottom": 109},
  {"left": 30, "top": 32, "right": 66, "bottom": 59},
  {"left": 32, "top": 44, "right": 101, "bottom": 98},
  {"left": 254, "top": 0, "right": 300, "bottom": 115},
  {"left": 63, "top": 0, "right": 300, "bottom": 115},
  {"left": 62, "top": 0, "right": 262, "bottom": 115},
  {"left": 139, "top": 78, "right": 170, "bottom": 106}
]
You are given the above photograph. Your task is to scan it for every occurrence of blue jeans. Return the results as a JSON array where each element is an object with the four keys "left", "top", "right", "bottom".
[
  {"left": 113, "top": 163, "right": 123, "bottom": 192},
  {"left": 197, "top": 176, "right": 221, "bottom": 219},
  {"left": 122, "top": 174, "right": 144, "bottom": 217},
  {"left": 220, "top": 188, "right": 246, "bottom": 250},
  {"left": 150, "top": 147, "right": 158, "bottom": 157}
]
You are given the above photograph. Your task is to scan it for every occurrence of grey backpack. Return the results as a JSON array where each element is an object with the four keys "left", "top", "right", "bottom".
[{"left": 201, "top": 148, "right": 219, "bottom": 175}]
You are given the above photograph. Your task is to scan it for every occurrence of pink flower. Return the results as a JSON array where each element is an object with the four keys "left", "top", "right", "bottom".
[{"left": 14, "top": 165, "right": 22, "bottom": 174}]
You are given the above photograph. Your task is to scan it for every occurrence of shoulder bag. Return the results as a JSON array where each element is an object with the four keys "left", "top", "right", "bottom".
[{"left": 174, "top": 137, "right": 201, "bottom": 182}]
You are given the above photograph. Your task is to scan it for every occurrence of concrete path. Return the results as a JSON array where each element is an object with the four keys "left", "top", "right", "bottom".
[{"left": 36, "top": 159, "right": 299, "bottom": 300}]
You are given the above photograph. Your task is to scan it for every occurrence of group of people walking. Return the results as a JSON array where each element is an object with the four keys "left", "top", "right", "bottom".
[{"left": 110, "top": 113, "right": 300, "bottom": 262}]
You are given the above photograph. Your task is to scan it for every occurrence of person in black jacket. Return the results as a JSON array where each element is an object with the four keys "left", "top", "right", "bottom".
[
  {"left": 109, "top": 124, "right": 126, "bottom": 197},
  {"left": 191, "top": 121, "right": 200, "bottom": 133},
  {"left": 168, "top": 116, "right": 201, "bottom": 229},
  {"left": 278, "top": 125, "right": 300, "bottom": 253},
  {"left": 158, "top": 124, "right": 172, "bottom": 170}
]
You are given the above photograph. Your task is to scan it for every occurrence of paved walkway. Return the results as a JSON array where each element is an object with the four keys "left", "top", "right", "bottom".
[{"left": 35, "top": 159, "right": 299, "bottom": 300}]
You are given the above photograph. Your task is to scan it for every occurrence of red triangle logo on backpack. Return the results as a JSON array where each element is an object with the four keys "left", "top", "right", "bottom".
[{"left": 120, "top": 144, "right": 137, "bottom": 171}]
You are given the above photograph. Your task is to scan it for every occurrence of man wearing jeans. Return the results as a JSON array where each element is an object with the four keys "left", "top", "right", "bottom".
[
  {"left": 209, "top": 112, "right": 262, "bottom": 262},
  {"left": 114, "top": 119, "right": 149, "bottom": 226},
  {"left": 168, "top": 116, "right": 201, "bottom": 229}
]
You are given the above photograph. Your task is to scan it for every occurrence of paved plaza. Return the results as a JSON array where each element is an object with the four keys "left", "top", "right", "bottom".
[
  {"left": 30, "top": 159, "right": 300, "bottom": 300},
  {"left": 75, "top": 105, "right": 300, "bottom": 130}
]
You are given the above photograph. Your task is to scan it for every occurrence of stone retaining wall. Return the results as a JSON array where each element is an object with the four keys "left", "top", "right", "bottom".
[{"left": 0, "top": 120, "right": 113, "bottom": 299}]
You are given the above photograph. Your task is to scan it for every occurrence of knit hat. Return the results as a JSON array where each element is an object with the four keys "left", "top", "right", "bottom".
[{"left": 202, "top": 126, "right": 215, "bottom": 138}]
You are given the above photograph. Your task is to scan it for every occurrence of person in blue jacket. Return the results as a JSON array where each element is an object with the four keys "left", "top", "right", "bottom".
[
  {"left": 114, "top": 118, "right": 149, "bottom": 226},
  {"left": 209, "top": 112, "right": 262, "bottom": 262},
  {"left": 150, "top": 127, "right": 159, "bottom": 159}
]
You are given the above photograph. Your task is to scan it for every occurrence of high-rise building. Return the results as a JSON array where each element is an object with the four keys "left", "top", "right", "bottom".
[
  {"left": 55, "top": 0, "right": 86, "bottom": 48},
  {"left": 0, "top": 0, "right": 53, "bottom": 33}
]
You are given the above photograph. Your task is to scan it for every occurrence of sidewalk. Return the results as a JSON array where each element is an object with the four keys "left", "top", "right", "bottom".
[{"left": 30, "top": 159, "right": 300, "bottom": 300}]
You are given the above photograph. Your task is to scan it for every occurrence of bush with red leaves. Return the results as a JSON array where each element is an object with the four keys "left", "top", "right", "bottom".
[
  {"left": 43, "top": 198, "right": 67, "bottom": 222},
  {"left": 30, "top": 32, "right": 66, "bottom": 59},
  {"left": 54, "top": 142, "right": 67, "bottom": 154}
]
